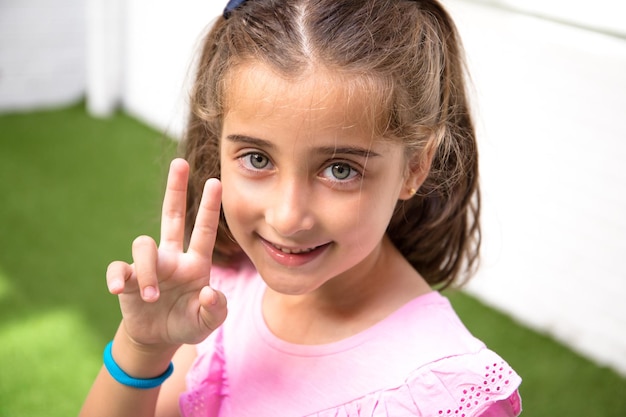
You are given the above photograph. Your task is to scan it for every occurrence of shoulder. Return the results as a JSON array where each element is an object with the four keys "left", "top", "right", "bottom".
[
  {"left": 304, "top": 293, "right": 523, "bottom": 416},
  {"left": 377, "top": 292, "right": 486, "bottom": 361}
]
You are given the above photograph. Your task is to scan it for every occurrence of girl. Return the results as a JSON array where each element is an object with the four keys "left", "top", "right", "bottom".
[{"left": 80, "top": 0, "right": 522, "bottom": 416}]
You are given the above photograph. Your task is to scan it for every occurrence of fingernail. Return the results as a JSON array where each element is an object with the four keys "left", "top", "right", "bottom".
[
  {"left": 109, "top": 281, "right": 123, "bottom": 293},
  {"left": 202, "top": 286, "right": 219, "bottom": 305},
  {"left": 143, "top": 286, "right": 158, "bottom": 300}
]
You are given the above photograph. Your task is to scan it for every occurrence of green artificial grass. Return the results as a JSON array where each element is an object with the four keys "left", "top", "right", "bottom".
[
  {"left": 0, "top": 103, "right": 624, "bottom": 416},
  {"left": 0, "top": 103, "right": 176, "bottom": 416}
]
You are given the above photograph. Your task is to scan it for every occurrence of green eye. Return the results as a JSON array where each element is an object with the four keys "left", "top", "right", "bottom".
[
  {"left": 248, "top": 153, "right": 269, "bottom": 169},
  {"left": 328, "top": 163, "right": 354, "bottom": 180}
]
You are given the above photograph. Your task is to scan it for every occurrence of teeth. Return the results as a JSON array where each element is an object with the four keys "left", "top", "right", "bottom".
[{"left": 273, "top": 244, "right": 316, "bottom": 254}]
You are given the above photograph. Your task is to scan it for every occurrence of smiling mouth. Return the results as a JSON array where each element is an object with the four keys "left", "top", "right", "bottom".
[
  {"left": 270, "top": 242, "right": 324, "bottom": 254},
  {"left": 259, "top": 237, "right": 331, "bottom": 267},
  {"left": 259, "top": 235, "right": 330, "bottom": 255}
]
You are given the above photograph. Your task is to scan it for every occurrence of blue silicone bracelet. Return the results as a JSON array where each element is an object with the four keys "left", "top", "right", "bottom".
[{"left": 103, "top": 341, "right": 174, "bottom": 389}]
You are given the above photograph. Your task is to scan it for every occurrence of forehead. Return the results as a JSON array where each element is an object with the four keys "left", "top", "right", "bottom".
[{"left": 223, "top": 62, "right": 385, "bottom": 138}]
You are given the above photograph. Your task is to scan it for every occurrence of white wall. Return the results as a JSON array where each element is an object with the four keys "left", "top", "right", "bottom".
[
  {"left": 85, "top": 0, "right": 124, "bottom": 117},
  {"left": 0, "top": 0, "right": 86, "bottom": 111},
  {"left": 446, "top": 0, "right": 626, "bottom": 375},
  {"left": 120, "top": 0, "right": 223, "bottom": 138},
  {"left": 471, "top": 0, "right": 626, "bottom": 37}
]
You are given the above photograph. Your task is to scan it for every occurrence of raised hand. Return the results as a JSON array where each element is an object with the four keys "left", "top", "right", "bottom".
[{"left": 106, "top": 158, "right": 227, "bottom": 348}]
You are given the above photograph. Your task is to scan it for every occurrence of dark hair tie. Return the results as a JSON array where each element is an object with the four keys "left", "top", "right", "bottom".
[{"left": 223, "top": 0, "right": 248, "bottom": 19}]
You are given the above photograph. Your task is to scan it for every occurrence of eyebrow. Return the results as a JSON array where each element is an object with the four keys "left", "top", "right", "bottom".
[
  {"left": 226, "top": 134, "right": 276, "bottom": 150},
  {"left": 225, "top": 134, "right": 381, "bottom": 158}
]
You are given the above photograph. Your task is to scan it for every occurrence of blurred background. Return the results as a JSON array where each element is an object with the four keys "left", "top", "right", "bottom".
[{"left": 1, "top": 0, "right": 625, "bottom": 415}]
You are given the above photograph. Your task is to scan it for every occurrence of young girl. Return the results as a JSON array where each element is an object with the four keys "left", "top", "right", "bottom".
[{"left": 81, "top": 0, "right": 522, "bottom": 416}]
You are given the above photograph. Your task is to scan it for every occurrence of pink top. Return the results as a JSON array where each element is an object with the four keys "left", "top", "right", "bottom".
[{"left": 180, "top": 261, "right": 522, "bottom": 417}]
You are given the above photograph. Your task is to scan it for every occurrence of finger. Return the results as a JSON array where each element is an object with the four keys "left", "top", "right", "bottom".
[
  {"left": 132, "top": 235, "right": 160, "bottom": 302},
  {"left": 106, "top": 261, "right": 134, "bottom": 294},
  {"left": 198, "top": 286, "right": 228, "bottom": 332},
  {"left": 187, "top": 178, "right": 222, "bottom": 258},
  {"left": 160, "top": 158, "right": 190, "bottom": 252}
]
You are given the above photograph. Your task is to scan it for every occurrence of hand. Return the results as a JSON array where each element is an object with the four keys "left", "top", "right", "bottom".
[{"left": 106, "top": 158, "right": 227, "bottom": 348}]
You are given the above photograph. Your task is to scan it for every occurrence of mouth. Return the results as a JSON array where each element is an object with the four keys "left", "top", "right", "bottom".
[
  {"left": 269, "top": 242, "right": 321, "bottom": 254},
  {"left": 259, "top": 236, "right": 331, "bottom": 267}
]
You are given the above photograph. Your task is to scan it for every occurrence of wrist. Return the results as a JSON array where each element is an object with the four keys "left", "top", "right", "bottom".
[
  {"left": 104, "top": 341, "right": 174, "bottom": 389},
  {"left": 110, "top": 325, "right": 179, "bottom": 379}
]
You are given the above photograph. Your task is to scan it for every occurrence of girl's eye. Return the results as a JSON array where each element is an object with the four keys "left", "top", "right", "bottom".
[
  {"left": 323, "top": 163, "right": 359, "bottom": 181},
  {"left": 243, "top": 153, "right": 271, "bottom": 170}
]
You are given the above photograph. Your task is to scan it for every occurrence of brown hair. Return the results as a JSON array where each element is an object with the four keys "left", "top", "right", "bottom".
[{"left": 182, "top": 0, "right": 480, "bottom": 288}]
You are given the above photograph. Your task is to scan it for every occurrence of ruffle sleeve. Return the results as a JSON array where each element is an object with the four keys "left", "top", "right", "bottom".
[
  {"left": 179, "top": 263, "right": 243, "bottom": 417},
  {"left": 306, "top": 349, "right": 522, "bottom": 417},
  {"left": 179, "top": 327, "right": 228, "bottom": 417}
]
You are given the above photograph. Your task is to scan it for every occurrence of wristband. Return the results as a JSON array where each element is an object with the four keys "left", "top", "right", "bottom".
[{"left": 103, "top": 341, "right": 174, "bottom": 389}]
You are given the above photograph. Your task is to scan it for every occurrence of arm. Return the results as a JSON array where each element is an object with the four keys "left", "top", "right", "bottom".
[
  {"left": 80, "top": 159, "right": 227, "bottom": 417},
  {"left": 156, "top": 344, "right": 199, "bottom": 417},
  {"left": 79, "top": 326, "right": 178, "bottom": 417},
  {"left": 79, "top": 330, "right": 206, "bottom": 417}
]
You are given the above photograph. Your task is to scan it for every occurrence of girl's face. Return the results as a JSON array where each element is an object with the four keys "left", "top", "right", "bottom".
[{"left": 220, "top": 63, "right": 417, "bottom": 297}]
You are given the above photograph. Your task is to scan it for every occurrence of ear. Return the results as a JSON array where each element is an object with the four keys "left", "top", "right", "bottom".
[{"left": 398, "top": 142, "right": 436, "bottom": 201}]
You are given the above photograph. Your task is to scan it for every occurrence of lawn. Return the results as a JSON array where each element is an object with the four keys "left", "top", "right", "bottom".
[{"left": 1, "top": 103, "right": 624, "bottom": 416}]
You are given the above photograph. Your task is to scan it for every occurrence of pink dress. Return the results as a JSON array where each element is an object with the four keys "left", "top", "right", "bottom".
[{"left": 180, "top": 261, "right": 522, "bottom": 417}]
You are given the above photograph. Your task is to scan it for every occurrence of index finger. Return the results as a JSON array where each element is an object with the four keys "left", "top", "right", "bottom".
[
  {"left": 160, "top": 158, "right": 189, "bottom": 251},
  {"left": 187, "top": 178, "right": 222, "bottom": 259}
]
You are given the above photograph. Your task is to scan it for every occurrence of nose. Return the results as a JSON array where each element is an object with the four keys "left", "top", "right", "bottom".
[{"left": 265, "top": 179, "right": 315, "bottom": 237}]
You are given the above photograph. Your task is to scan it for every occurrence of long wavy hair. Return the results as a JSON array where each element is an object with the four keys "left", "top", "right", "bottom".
[{"left": 182, "top": 0, "right": 480, "bottom": 289}]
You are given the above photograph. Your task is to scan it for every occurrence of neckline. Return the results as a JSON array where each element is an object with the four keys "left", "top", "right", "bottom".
[{"left": 251, "top": 276, "right": 442, "bottom": 357}]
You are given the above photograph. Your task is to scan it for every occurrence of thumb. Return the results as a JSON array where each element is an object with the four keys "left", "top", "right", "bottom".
[{"left": 198, "top": 286, "right": 228, "bottom": 332}]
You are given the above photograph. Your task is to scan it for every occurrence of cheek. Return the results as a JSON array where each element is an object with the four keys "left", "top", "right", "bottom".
[
  {"left": 352, "top": 183, "right": 404, "bottom": 234},
  {"left": 222, "top": 186, "right": 248, "bottom": 214},
  {"left": 219, "top": 173, "right": 251, "bottom": 234},
  {"left": 326, "top": 191, "right": 398, "bottom": 241}
]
